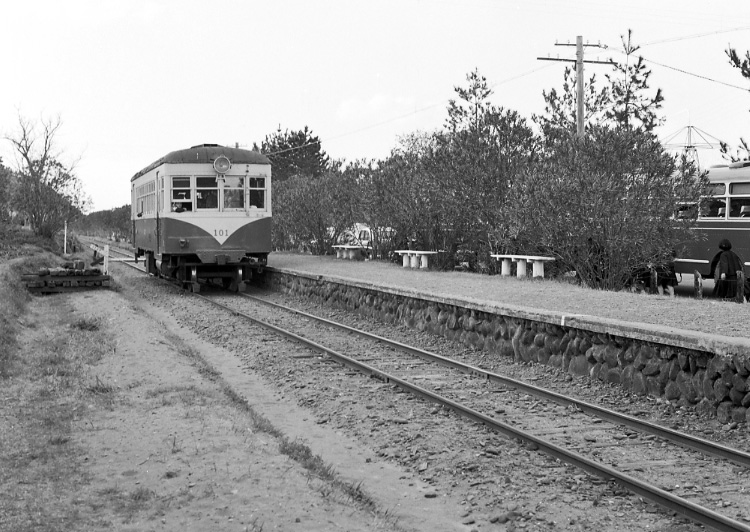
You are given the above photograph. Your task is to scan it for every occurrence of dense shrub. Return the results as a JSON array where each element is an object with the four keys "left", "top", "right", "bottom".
[{"left": 507, "top": 127, "right": 707, "bottom": 289}]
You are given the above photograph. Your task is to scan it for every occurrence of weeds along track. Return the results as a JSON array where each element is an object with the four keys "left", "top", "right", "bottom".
[{"left": 189, "top": 286, "right": 750, "bottom": 532}]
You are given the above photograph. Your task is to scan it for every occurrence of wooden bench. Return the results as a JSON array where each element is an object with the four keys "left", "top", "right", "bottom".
[
  {"left": 394, "top": 250, "right": 438, "bottom": 269},
  {"left": 332, "top": 244, "right": 367, "bottom": 260},
  {"left": 491, "top": 254, "right": 555, "bottom": 278}
]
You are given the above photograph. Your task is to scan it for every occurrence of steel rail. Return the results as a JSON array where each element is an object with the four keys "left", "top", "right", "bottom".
[
  {"left": 194, "top": 290, "right": 750, "bottom": 532},
  {"left": 239, "top": 292, "right": 750, "bottom": 469}
]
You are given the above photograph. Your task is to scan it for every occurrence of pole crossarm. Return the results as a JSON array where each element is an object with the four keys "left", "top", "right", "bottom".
[
  {"left": 537, "top": 35, "right": 614, "bottom": 136},
  {"left": 537, "top": 57, "right": 614, "bottom": 65}
]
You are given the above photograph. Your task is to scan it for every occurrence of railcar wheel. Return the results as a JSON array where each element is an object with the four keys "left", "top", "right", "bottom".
[{"left": 145, "top": 252, "right": 158, "bottom": 276}]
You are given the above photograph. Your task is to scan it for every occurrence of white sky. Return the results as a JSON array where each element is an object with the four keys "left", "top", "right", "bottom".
[{"left": 1, "top": 0, "right": 749, "bottom": 211}]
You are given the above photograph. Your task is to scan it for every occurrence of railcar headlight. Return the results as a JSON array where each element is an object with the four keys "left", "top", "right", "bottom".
[
  {"left": 214, "top": 155, "right": 231, "bottom": 174},
  {"left": 179, "top": 238, "right": 189, "bottom": 248}
]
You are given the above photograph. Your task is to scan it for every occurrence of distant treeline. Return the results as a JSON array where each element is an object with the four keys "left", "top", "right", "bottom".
[{"left": 73, "top": 205, "right": 131, "bottom": 241}]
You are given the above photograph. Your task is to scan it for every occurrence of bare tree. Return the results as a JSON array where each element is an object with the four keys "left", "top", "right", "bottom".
[
  {"left": 4, "top": 113, "right": 89, "bottom": 237},
  {"left": 0, "top": 157, "right": 13, "bottom": 223}
]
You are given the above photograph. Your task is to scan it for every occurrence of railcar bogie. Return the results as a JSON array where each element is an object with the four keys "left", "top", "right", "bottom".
[{"left": 131, "top": 144, "right": 272, "bottom": 291}]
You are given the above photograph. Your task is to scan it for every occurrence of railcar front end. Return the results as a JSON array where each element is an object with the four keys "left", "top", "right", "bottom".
[{"left": 131, "top": 144, "right": 272, "bottom": 292}]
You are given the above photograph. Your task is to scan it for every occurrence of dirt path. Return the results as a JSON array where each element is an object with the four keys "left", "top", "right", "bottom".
[{"left": 27, "top": 280, "right": 468, "bottom": 531}]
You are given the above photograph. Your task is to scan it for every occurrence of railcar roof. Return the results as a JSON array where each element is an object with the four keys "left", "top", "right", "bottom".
[{"left": 131, "top": 144, "right": 271, "bottom": 181}]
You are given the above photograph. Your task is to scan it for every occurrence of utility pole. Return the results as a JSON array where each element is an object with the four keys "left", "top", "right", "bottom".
[{"left": 538, "top": 36, "right": 612, "bottom": 136}]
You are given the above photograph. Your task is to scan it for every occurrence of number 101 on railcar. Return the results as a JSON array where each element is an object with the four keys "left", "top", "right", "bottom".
[{"left": 131, "top": 144, "right": 272, "bottom": 292}]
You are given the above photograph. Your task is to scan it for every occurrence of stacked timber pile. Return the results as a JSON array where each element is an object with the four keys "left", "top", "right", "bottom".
[{"left": 23, "top": 260, "right": 111, "bottom": 294}]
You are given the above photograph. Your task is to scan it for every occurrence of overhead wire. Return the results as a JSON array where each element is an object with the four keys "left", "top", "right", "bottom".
[
  {"left": 605, "top": 27, "right": 750, "bottom": 94},
  {"left": 641, "top": 26, "right": 750, "bottom": 47},
  {"left": 264, "top": 63, "right": 557, "bottom": 158}
]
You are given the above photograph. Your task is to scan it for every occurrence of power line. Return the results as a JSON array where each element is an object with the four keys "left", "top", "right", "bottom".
[
  {"left": 265, "top": 64, "right": 555, "bottom": 158},
  {"left": 641, "top": 26, "right": 750, "bottom": 47},
  {"left": 606, "top": 45, "right": 750, "bottom": 93},
  {"left": 640, "top": 55, "right": 749, "bottom": 92}
]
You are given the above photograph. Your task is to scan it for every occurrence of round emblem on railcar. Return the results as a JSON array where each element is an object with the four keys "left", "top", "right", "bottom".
[{"left": 213, "top": 155, "right": 231, "bottom": 174}]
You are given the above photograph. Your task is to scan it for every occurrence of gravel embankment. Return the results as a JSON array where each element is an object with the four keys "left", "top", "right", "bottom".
[{"left": 113, "top": 263, "right": 749, "bottom": 531}]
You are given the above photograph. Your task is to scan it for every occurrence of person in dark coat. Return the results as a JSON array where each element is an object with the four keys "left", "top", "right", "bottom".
[{"left": 712, "top": 239, "right": 744, "bottom": 299}]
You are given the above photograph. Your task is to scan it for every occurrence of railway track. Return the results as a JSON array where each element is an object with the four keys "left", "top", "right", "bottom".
[
  {"left": 189, "top": 288, "right": 749, "bottom": 532},
  {"left": 94, "top": 238, "right": 750, "bottom": 531}
]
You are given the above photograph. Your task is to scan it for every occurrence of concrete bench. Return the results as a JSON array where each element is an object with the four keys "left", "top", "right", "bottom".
[
  {"left": 491, "top": 254, "right": 555, "bottom": 278},
  {"left": 332, "top": 245, "right": 367, "bottom": 260},
  {"left": 395, "top": 250, "right": 438, "bottom": 269}
]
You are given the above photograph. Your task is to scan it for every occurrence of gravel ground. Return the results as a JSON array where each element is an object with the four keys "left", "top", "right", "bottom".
[{"left": 267, "top": 252, "right": 750, "bottom": 340}]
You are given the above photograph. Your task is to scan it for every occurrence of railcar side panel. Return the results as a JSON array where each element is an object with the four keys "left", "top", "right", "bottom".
[{"left": 133, "top": 218, "right": 158, "bottom": 254}]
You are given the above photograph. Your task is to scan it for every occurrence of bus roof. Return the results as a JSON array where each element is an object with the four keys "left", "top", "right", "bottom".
[
  {"left": 705, "top": 161, "right": 750, "bottom": 183},
  {"left": 131, "top": 144, "right": 271, "bottom": 182}
]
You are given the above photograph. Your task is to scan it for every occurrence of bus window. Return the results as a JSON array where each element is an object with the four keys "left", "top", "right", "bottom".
[
  {"left": 730, "top": 198, "right": 750, "bottom": 217},
  {"left": 730, "top": 182, "right": 750, "bottom": 195},
  {"left": 700, "top": 198, "right": 726, "bottom": 218},
  {"left": 675, "top": 203, "right": 697, "bottom": 220},
  {"left": 196, "top": 176, "right": 219, "bottom": 210},
  {"left": 223, "top": 176, "right": 244, "bottom": 209},
  {"left": 708, "top": 183, "right": 726, "bottom": 195},
  {"left": 728, "top": 182, "right": 750, "bottom": 217}
]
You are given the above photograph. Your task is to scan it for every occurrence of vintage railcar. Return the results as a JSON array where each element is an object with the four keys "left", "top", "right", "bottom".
[
  {"left": 131, "top": 144, "right": 271, "bottom": 291},
  {"left": 674, "top": 162, "right": 750, "bottom": 277}
]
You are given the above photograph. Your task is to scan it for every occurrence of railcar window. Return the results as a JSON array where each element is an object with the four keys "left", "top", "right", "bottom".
[
  {"left": 171, "top": 176, "right": 192, "bottom": 212},
  {"left": 248, "top": 177, "right": 265, "bottom": 209},
  {"left": 196, "top": 176, "right": 218, "bottom": 210},
  {"left": 223, "top": 176, "right": 244, "bottom": 209},
  {"left": 135, "top": 180, "right": 156, "bottom": 215}
]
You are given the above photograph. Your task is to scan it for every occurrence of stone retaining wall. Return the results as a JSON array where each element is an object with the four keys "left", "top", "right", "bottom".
[{"left": 267, "top": 269, "right": 750, "bottom": 426}]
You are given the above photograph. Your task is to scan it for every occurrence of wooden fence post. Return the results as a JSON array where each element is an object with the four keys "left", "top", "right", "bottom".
[{"left": 737, "top": 270, "right": 746, "bottom": 304}]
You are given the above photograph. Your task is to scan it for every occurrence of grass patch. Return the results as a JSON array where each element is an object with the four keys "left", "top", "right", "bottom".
[
  {"left": 0, "top": 327, "right": 114, "bottom": 530},
  {"left": 71, "top": 317, "right": 101, "bottom": 331},
  {"left": 88, "top": 375, "right": 117, "bottom": 394},
  {"left": 0, "top": 230, "right": 125, "bottom": 531},
  {"left": 0, "top": 260, "right": 32, "bottom": 378}
]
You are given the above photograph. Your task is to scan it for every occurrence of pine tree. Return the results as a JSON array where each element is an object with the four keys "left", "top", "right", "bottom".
[{"left": 720, "top": 47, "right": 750, "bottom": 162}]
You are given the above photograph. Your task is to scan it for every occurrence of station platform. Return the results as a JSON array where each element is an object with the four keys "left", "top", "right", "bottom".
[{"left": 267, "top": 252, "right": 749, "bottom": 342}]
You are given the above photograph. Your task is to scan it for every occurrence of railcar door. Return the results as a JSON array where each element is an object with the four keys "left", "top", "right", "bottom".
[{"left": 156, "top": 173, "right": 162, "bottom": 257}]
